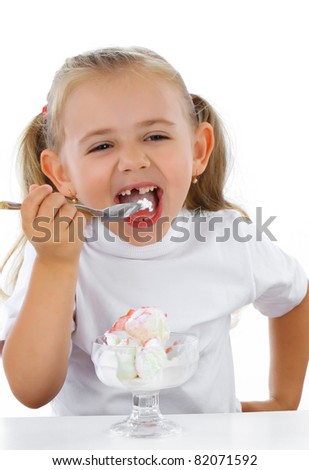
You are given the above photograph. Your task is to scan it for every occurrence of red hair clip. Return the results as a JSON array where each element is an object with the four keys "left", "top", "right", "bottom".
[{"left": 42, "top": 105, "right": 48, "bottom": 115}]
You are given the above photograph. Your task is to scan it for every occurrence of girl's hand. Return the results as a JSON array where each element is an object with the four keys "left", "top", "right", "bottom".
[
  {"left": 21, "top": 184, "right": 86, "bottom": 264},
  {"left": 241, "top": 398, "right": 296, "bottom": 412}
]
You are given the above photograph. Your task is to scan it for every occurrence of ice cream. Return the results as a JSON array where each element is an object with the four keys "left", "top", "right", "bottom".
[
  {"left": 135, "top": 337, "right": 166, "bottom": 381},
  {"left": 107, "top": 306, "right": 170, "bottom": 344},
  {"left": 101, "top": 307, "right": 170, "bottom": 381},
  {"left": 92, "top": 307, "right": 199, "bottom": 391},
  {"left": 137, "top": 198, "right": 153, "bottom": 212}
]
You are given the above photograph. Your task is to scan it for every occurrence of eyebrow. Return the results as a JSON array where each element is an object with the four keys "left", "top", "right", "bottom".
[
  {"left": 79, "top": 119, "right": 176, "bottom": 143},
  {"left": 137, "top": 119, "right": 176, "bottom": 128}
]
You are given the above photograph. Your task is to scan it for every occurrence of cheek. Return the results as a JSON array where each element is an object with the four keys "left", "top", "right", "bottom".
[
  {"left": 71, "top": 158, "right": 106, "bottom": 182},
  {"left": 68, "top": 160, "right": 111, "bottom": 201},
  {"left": 167, "top": 146, "right": 193, "bottom": 204},
  {"left": 168, "top": 147, "right": 193, "bottom": 183}
]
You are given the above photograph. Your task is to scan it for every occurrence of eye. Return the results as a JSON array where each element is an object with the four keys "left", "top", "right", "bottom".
[
  {"left": 145, "top": 134, "right": 169, "bottom": 142},
  {"left": 89, "top": 143, "right": 113, "bottom": 153}
]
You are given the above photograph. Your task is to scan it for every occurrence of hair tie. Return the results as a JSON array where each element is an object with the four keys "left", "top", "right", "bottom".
[{"left": 42, "top": 105, "right": 48, "bottom": 115}]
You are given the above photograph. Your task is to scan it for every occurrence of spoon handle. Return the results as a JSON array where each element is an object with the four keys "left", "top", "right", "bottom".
[
  {"left": 0, "top": 201, "right": 22, "bottom": 210},
  {"left": 0, "top": 200, "right": 142, "bottom": 220}
]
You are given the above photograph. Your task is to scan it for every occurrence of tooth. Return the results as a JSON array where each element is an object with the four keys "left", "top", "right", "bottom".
[
  {"left": 137, "top": 185, "right": 157, "bottom": 194},
  {"left": 120, "top": 189, "right": 132, "bottom": 196}
]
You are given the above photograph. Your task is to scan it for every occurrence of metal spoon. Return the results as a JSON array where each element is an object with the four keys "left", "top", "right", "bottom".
[{"left": 0, "top": 200, "right": 147, "bottom": 221}]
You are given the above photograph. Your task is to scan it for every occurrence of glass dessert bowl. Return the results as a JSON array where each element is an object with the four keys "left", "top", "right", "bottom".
[{"left": 92, "top": 332, "right": 199, "bottom": 438}]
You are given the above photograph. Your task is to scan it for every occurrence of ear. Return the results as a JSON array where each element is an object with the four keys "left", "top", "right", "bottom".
[
  {"left": 40, "top": 149, "right": 75, "bottom": 196},
  {"left": 192, "top": 122, "right": 214, "bottom": 176}
]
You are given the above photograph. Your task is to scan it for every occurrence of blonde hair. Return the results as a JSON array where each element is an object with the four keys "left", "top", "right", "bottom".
[{"left": 1, "top": 46, "right": 247, "bottom": 297}]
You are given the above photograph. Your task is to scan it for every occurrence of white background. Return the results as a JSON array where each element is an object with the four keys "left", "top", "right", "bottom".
[{"left": 0, "top": 0, "right": 308, "bottom": 417}]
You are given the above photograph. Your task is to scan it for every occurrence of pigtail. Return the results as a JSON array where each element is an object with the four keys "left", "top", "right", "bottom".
[
  {"left": 18, "top": 113, "right": 57, "bottom": 197},
  {"left": 0, "top": 112, "right": 55, "bottom": 299},
  {"left": 185, "top": 94, "right": 248, "bottom": 218},
  {"left": 0, "top": 234, "right": 26, "bottom": 300}
]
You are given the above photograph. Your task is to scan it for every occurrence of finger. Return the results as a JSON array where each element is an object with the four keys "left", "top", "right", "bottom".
[
  {"left": 37, "top": 192, "right": 69, "bottom": 220},
  {"left": 53, "top": 202, "right": 79, "bottom": 229},
  {"left": 21, "top": 185, "right": 53, "bottom": 226},
  {"left": 53, "top": 209, "right": 86, "bottom": 244},
  {"left": 29, "top": 184, "right": 39, "bottom": 192},
  {"left": 71, "top": 211, "right": 86, "bottom": 242},
  {"left": 63, "top": 209, "right": 86, "bottom": 231}
]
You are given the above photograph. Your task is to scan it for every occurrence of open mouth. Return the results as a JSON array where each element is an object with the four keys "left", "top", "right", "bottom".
[{"left": 114, "top": 184, "right": 163, "bottom": 227}]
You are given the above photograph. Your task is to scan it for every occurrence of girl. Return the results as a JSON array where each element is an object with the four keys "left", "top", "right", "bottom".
[{"left": 0, "top": 47, "right": 308, "bottom": 415}]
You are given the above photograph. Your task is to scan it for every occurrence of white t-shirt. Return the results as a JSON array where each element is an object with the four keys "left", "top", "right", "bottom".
[{"left": 0, "top": 209, "right": 307, "bottom": 415}]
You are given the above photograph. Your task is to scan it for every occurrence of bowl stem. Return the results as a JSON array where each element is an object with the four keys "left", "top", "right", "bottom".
[{"left": 110, "top": 391, "right": 182, "bottom": 438}]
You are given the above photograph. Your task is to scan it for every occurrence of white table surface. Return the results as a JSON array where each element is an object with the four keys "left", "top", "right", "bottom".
[{"left": 0, "top": 410, "right": 308, "bottom": 450}]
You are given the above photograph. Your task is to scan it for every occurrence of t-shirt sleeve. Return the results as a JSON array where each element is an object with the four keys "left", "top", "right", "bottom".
[
  {"left": 240, "top": 217, "right": 308, "bottom": 317},
  {"left": 0, "top": 242, "right": 76, "bottom": 340}
]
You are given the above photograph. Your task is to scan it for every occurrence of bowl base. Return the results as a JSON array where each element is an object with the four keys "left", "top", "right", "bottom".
[{"left": 110, "top": 416, "right": 182, "bottom": 438}]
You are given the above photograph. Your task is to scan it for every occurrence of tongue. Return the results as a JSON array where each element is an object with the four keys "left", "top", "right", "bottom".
[{"left": 119, "top": 189, "right": 158, "bottom": 215}]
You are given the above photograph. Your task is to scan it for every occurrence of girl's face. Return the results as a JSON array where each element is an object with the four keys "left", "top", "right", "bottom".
[{"left": 42, "top": 72, "right": 213, "bottom": 245}]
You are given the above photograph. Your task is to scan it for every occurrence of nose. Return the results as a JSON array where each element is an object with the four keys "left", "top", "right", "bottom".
[{"left": 117, "top": 145, "right": 150, "bottom": 173}]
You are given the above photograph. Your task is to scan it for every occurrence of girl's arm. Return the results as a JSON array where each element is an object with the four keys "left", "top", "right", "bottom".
[
  {"left": 2, "top": 185, "right": 85, "bottom": 408},
  {"left": 241, "top": 282, "right": 309, "bottom": 412}
]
